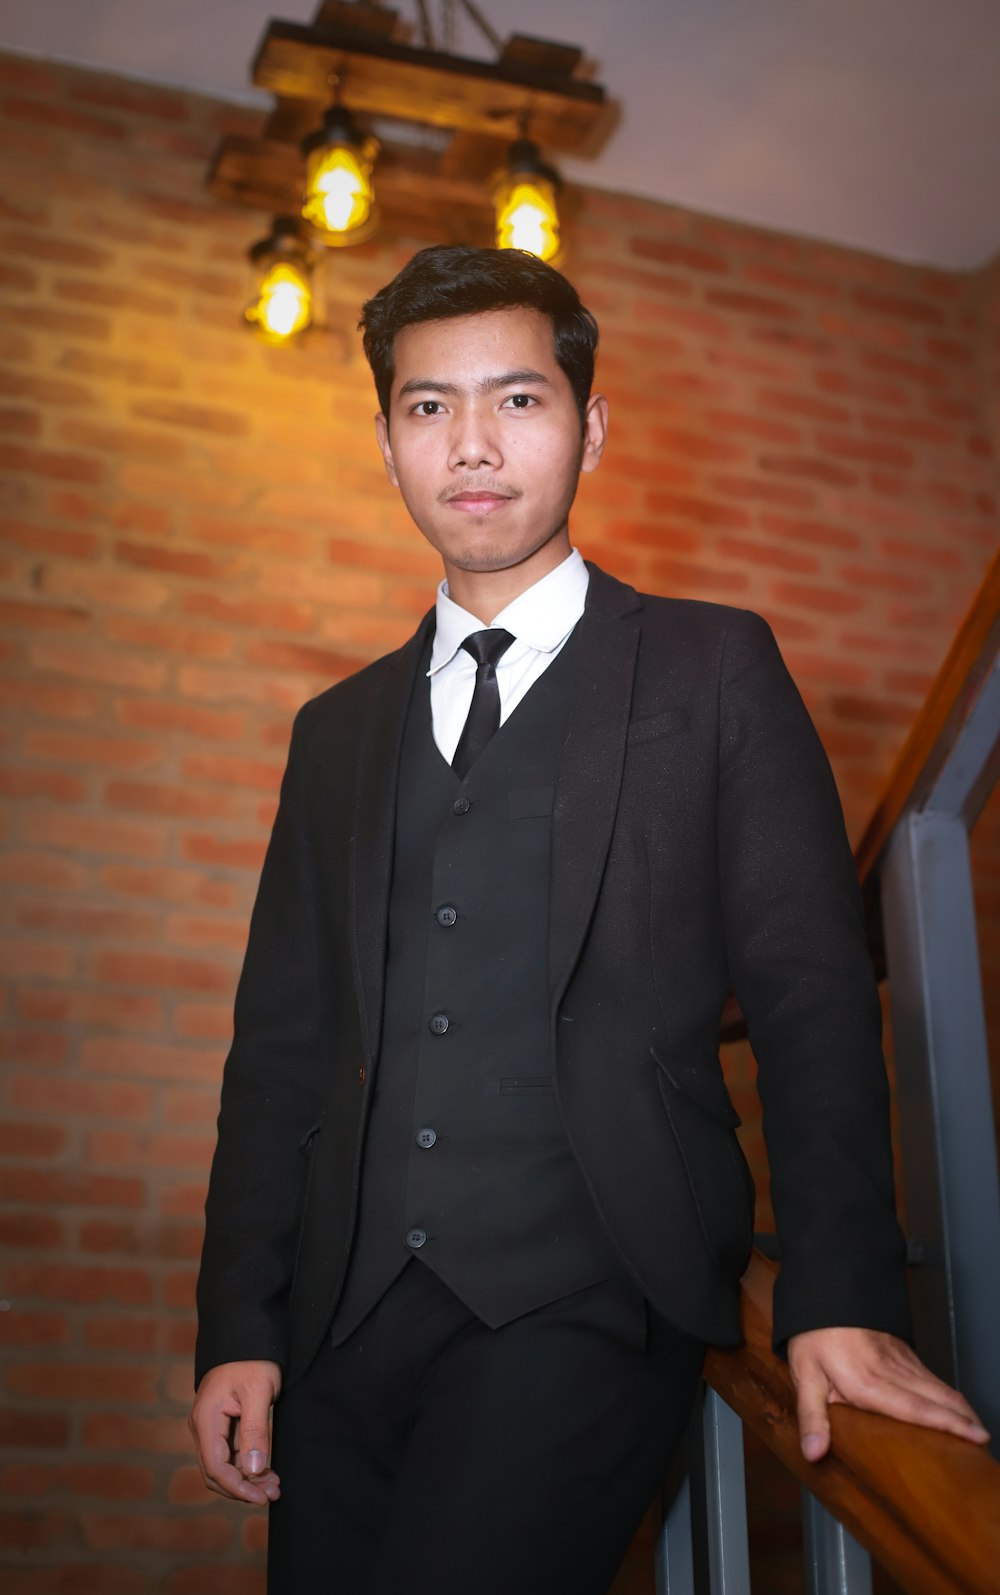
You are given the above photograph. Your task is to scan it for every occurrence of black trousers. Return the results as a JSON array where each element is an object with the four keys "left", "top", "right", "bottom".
[{"left": 267, "top": 1259, "right": 704, "bottom": 1595}]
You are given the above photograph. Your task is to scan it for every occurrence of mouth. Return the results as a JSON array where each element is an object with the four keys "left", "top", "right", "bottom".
[{"left": 445, "top": 491, "right": 514, "bottom": 514}]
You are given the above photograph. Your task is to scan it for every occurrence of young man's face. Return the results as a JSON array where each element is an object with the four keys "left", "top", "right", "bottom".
[{"left": 374, "top": 307, "right": 606, "bottom": 589}]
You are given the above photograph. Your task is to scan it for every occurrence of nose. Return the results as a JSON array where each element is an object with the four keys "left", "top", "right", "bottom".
[{"left": 447, "top": 403, "right": 502, "bottom": 472}]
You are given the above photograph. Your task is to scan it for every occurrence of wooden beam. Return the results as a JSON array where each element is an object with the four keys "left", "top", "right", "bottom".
[
  {"left": 207, "top": 133, "right": 495, "bottom": 244},
  {"left": 251, "top": 20, "right": 608, "bottom": 151}
]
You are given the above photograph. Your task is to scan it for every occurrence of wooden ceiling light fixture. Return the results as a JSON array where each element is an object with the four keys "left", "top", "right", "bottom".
[{"left": 210, "top": 0, "right": 611, "bottom": 338}]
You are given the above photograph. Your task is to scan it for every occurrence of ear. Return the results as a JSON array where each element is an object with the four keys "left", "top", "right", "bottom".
[
  {"left": 374, "top": 412, "right": 398, "bottom": 487},
  {"left": 580, "top": 392, "right": 608, "bottom": 475}
]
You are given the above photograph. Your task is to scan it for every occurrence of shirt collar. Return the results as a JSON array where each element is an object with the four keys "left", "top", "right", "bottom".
[{"left": 428, "top": 547, "right": 590, "bottom": 676}]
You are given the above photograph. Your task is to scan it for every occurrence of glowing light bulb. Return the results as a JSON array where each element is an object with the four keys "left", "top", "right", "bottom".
[
  {"left": 301, "top": 111, "right": 378, "bottom": 244},
  {"left": 245, "top": 261, "right": 312, "bottom": 342},
  {"left": 494, "top": 143, "right": 562, "bottom": 264}
]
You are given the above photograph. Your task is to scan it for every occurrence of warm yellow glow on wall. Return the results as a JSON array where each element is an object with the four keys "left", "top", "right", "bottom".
[
  {"left": 302, "top": 108, "right": 378, "bottom": 244},
  {"left": 494, "top": 139, "right": 562, "bottom": 263}
]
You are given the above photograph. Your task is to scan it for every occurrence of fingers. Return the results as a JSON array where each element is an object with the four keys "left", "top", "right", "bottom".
[
  {"left": 787, "top": 1329, "right": 991, "bottom": 1458},
  {"left": 792, "top": 1360, "right": 832, "bottom": 1462},
  {"left": 189, "top": 1362, "right": 282, "bottom": 1506}
]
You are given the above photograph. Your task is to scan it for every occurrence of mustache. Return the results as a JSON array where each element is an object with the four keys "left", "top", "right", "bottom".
[{"left": 439, "top": 479, "right": 522, "bottom": 504}]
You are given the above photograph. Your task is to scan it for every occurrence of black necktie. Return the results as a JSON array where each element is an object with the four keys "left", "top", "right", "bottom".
[{"left": 451, "top": 628, "right": 515, "bottom": 780}]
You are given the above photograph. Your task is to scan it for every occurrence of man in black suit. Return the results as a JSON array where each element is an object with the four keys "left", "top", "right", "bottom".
[{"left": 190, "top": 245, "right": 986, "bottom": 1593}]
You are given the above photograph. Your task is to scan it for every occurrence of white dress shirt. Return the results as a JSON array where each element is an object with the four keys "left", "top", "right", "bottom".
[{"left": 428, "top": 548, "right": 590, "bottom": 765}]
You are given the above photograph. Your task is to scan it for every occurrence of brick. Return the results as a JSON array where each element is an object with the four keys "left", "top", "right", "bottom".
[
  {"left": 164, "top": 1570, "right": 267, "bottom": 1595},
  {"left": 80, "top": 1219, "right": 202, "bottom": 1262},
  {"left": 0, "top": 1461, "right": 154, "bottom": 1500},
  {"left": 105, "top": 612, "right": 234, "bottom": 660},
  {"left": 760, "top": 514, "right": 861, "bottom": 553},
  {"left": 18, "top": 809, "right": 167, "bottom": 861},
  {"left": 13, "top": 899, "right": 158, "bottom": 941},
  {"left": 758, "top": 454, "right": 859, "bottom": 487},
  {"left": 83, "top": 1315, "right": 158, "bottom": 1353},
  {"left": 180, "top": 751, "right": 284, "bottom": 793},
  {"left": 81, "top": 1411, "right": 190, "bottom": 1453},
  {"left": 180, "top": 833, "right": 267, "bottom": 871},
  {"left": 0, "top": 519, "right": 100, "bottom": 561},
  {"left": 56, "top": 417, "right": 187, "bottom": 465},
  {"left": 0, "top": 1030, "right": 68, "bottom": 1067},
  {"left": 16, "top": 988, "right": 162, "bottom": 1031},
  {"left": 0, "top": 1213, "right": 64, "bottom": 1250},
  {"left": 166, "top": 913, "right": 248, "bottom": 952},
  {"left": 36, "top": 561, "right": 170, "bottom": 613},
  {"left": 28, "top": 639, "right": 167, "bottom": 692},
  {"left": 3, "top": 1263, "right": 151, "bottom": 1308},
  {"left": 185, "top": 510, "right": 317, "bottom": 559},
  {"left": 8, "top": 1075, "right": 153, "bottom": 1121},
  {"left": 0, "top": 939, "right": 74, "bottom": 980},
  {"left": 104, "top": 779, "right": 241, "bottom": 821},
  {"left": 113, "top": 697, "right": 246, "bottom": 741},
  {"left": 23, "top": 728, "right": 163, "bottom": 770},
  {"left": 85, "top": 1129, "right": 215, "bottom": 1171},
  {"left": 716, "top": 536, "right": 820, "bottom": 575},
  {"left": 113, "top": 540, "right": 243, "bottom": 582},
  {"left": 93, "top": 950, "right": 234, "bottom": 995},
  {"left": 0, "top": 442, "right": 104, "bottom": 483},
  {"left": 0, "top": 1407, "right": 70, "bottom": 1448},
  {"left": 0, "top": 676, "right": 102, "bottom": 721},
  {"left": 0, "top": 1306, "right": 67, "bottom": 1343},
  {"left": 80, "top": 1036, "right": 221, "bottom": 1082},
  {"left": 6, "top": 1363, "right": 158, "bottom": 1403},
  {"left": 0, "top": 851, "right": 90, "bottom": 892},
  {"left": 770, "top": 581, "right": 866, "bottom": 616},
  {"left": 180, "top": 590, "right": 316, "bottom": 633},
  {"left": 0, "top": 1566, "right": 148, "bottom": 1593},
  {"left": 59, "top": 347, "right": 183, "bottom": 390},
  {"left": 631, "top": 237, "right": 730, "bottom": 275},
  {"left": 0, "top": 767, "right": 87, "bottom": 802},
  {"left": 0, "top": 1168, "right": 144, "bottom": 1208},
  {"left": 79, "top": 1508, "right": 230, "bottom": 1553},
  {"left": 53, "top": 278, "right": 176, "bottom": 318},
  {"left": 0, "top": 1508, "right": 70, "bottom": 1549},
  {"left": 99, "top": 864, "right": 238, "bottom": 910},
  {"left": 167, "top": 1464, "right": 213, "bottom": 1505},
  {"left": 0, "top": 596, "right": 89, "bottom": 632}
]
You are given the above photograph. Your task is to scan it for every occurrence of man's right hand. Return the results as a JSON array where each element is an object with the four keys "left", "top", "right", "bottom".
[{"left": 189, "top": 1359, "right": 283, "bottom": 1506}]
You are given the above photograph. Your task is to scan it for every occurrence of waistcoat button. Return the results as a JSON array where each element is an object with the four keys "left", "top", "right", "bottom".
[
  {"left": 406, "top": 1228, "right": 427, "bottom": 1250},
  {"left": 452, "top": 796, "right": 470, "bottom": 815},
  {"left": 435, "top": 905, "right": 457, "bottom": 927},
  {"left": 428, "top": 1013, "right": 449, "bottom": 1035},
  {"left": 416, "top": 1127, "right": 437, "bottom": 1148}
]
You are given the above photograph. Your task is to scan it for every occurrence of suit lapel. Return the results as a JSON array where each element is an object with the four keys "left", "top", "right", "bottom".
[
  {"left": 348, "top": 609, "right": 435, "bottom": 1065},
  {"left": 549, "top": 563, "right": 642, "bottom": 1010}
]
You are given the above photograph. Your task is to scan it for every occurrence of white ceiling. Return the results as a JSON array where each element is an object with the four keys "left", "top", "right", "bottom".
[{"left": 2, "top": 0, "right": 999, "bottom": 269}]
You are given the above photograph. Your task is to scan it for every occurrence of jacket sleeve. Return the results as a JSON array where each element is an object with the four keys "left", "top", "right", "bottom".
[
  {"left": 716, "top": 609, "right": 911, "bottom": 1352},
  {"left": 194, "top": 702, "right": 334, "bottom": 1386}
]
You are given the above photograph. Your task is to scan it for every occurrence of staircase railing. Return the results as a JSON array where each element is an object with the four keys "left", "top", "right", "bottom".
[{"left": 663, "top": 548, "right": 1000, "bottom": 1593}]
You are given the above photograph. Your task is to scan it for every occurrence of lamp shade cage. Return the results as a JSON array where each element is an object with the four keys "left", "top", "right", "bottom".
[
  {"left": 245, "top": 216, "right": 315, "bottom": 342},
  {"left": 302, "top": 106, "right": 379, "bottom": 243},
  {"left": 494, "top": 138, "right": 562, "bottom": 263}
]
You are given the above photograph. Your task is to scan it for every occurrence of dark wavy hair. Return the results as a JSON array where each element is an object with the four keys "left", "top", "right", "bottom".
[{"left": 359, "top": 244, "right": 599, "bottom": 426}]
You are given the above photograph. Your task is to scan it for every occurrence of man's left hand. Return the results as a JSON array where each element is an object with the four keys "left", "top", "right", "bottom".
[{"left": 787, "top": 1327, "right": 990, "bottom": 1461}]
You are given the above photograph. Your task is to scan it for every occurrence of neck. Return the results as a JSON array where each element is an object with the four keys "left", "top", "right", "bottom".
[{"left": 442, "top": 534, "right": 573, "bottom": 625}]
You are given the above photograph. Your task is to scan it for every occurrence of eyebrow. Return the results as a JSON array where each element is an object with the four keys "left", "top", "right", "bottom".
[{"left": 396, "top": 368, "right": 553, "bottom": 399}]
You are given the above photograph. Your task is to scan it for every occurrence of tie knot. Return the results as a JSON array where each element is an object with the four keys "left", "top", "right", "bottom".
[{"left": 461, "top": 628, "right": 514, "bottom": 670}]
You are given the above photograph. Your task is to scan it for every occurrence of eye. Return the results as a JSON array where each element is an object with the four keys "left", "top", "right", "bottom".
[
  {"left": 502, "top": 393, "right": 537, "bottom": 410},
  {"left": 412, "top": 400, "right": 444, "bottom": 416}
]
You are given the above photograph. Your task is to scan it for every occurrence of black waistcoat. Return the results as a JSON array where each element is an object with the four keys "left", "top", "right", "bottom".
[{"left": 330, "top": 627, "right": 621, "bottom": 1343}]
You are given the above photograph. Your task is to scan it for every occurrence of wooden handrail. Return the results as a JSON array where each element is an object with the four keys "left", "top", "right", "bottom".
[
  {"left": 704, "top": 1252, "right": 1000, "bottom": 1595},
  {"left": 855, "top": 542, "right": 1000, "bottom": 882},
  {"left": 720, "top": 542, "right": 1000, "bottom": 1038}
]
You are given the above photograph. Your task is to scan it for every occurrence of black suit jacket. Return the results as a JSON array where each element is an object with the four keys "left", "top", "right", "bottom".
[{"left": 195, "top": 564, "right": 910, "bottom": 1388}]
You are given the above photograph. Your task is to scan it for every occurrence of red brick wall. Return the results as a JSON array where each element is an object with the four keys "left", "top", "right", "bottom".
[{"left": 1, "top": 50, "right": 998, "bottom": 1590}]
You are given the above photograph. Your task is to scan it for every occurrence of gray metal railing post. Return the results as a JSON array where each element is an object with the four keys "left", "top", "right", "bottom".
[
  {"left": 802, "top": 1490, "right": 873, "bottom": 1595},
  {"left": 880, "top": 656, "right": 1000, "bottom": 1446},
  {"left": 656, "top": 1386, "right": 751, "bottom": 1595}
]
